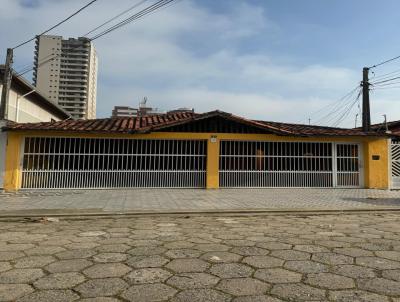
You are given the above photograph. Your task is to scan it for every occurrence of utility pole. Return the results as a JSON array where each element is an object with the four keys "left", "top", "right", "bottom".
[
  {"left": 0, "top": 48, "right": 14, "bottom": 120},
  {"left": 362, "top": 67, "right": 371, "bottom": 132}
]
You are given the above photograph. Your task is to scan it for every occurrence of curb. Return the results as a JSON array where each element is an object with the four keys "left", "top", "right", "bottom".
[{"left": 0, "top": 207, "right": 400, "bottom": 221}]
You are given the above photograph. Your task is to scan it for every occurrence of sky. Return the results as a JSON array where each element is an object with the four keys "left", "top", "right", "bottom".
[{"left": 1, "top": 0, "right": 400, "bottom": 127}]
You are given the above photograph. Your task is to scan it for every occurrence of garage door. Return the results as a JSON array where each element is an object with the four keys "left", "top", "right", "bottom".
[
  {"left": 21, "top": 137, "right": 206, "bottom": 189},
  {"left": 392, "top": 140, "right": 400, "bottom": 189},
  {"left": 219, "top": 141, "right": 361, "bottom": 188}
]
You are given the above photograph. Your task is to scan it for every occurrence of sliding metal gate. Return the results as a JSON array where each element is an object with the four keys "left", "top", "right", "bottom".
[
  {"left": 219, "top": 141, "right": 361, "bottom": 188},
  {"left": 21, "top": 137, "right": 206, "bottom": 189},
  {"left": 392, "top": 140, "right": 400, "bottom": 189}
]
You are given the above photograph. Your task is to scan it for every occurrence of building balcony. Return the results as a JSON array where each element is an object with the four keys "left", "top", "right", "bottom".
[
  {"left": 60, "top": 62, "right": 89, "bottom": 67},
  {"left": 60, "top": 67, "right": 88, "bottom": 73},
  {"left": 60, "top": 105, "right": 87, "bottom": 110},
  {"left": 61, "top": 46, "right": 89, "bottom": 52},
  {"left": 61, "top": 54, "right": 89, "bottom": 59},
  {"left": 60, "top": 78, "right": 87, "bottom": 83},
  {"left": 59, "top": 87, "right": 87, "bottom": 92},
  {"left": 60, "top": 70, "right": 88, "bottom": 75},
  {"left": 60, "top": 83, "right": 87, "bottom": 89}
]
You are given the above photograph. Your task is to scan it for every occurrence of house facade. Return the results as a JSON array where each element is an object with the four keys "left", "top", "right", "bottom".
[
  {"left": 0, "top": 66, "right": 70, "bottom": 190},
  {"left": 1, "top": 111, "right": 392, "bottom": 191},
  {"left": 0, "top": 67, "right": 71, "bottom": 123},
  {"left": 371, "top": 120, "right": 400, "bottom": 189}
]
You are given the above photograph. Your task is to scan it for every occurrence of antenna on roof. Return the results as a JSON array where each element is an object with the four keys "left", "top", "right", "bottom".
[
  {"left": 139, "top": 96, "right": 148, "bottom": 108},
  {"left": 383, "top": 114, "right": 389, "bottom": 133}
]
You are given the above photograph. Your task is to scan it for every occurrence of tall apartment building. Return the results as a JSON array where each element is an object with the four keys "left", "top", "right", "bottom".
[{"left": 33, "top": 35, "right": 98, "bottom": 119}]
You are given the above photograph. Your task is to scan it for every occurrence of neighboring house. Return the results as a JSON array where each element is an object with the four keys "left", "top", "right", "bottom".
[
  {"left": 167, "top": 108, "right": 195, "bottom": 114},
  {"left": 111, "top": 98, "right": 163, "bottom": 118},
  {"left": 0, "top": 66, "right": 70, "bottom": 190},
  {"left": 0, "top": 66, "right": 71, "bottom": 123},
  {"left": 111, "top": 105, "right": 163, "bottom": 118},
  {"left": 370, "top": 120, "right": 400, "bottom": 189},
  {"left": 2, "top": 110, "right": 391, "bottom": 191},
  {"left": 375, "top": 120, "right": 400, "bottom": 137}
]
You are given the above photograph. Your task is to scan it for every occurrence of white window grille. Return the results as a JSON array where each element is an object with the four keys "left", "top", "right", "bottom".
[
  {"left": 21, "top": 137, "right": 206, "bottom": 189},
  {"left": 392, "top": 139, "right": 400, "bottom": 189},
  {"left": 219, "top": 141, "right": 361, "bottom": 188}
]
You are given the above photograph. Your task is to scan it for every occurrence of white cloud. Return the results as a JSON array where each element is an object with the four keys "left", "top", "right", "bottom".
[{"left": 1, "top": 0, "right": 399, "bottom": 126}]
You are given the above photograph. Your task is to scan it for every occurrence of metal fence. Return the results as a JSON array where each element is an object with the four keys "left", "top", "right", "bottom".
[
  {"left": 219, "top": 141, "right": 361, "bottom": 188},
  {"left": 21, "top": 137, "right": 207, "bottom": 189},
  {"left": 21, "top": 137, "right": 363, "bottom": 189},
  {"left": 336, "top": 143, "right": 360, "bottom": 187},
  {"left": 392, "top": 140, "right": 400, "bottom": 189}
]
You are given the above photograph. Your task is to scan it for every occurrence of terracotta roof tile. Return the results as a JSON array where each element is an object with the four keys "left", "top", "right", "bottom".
[{"left": 2, "top": 110, "right": 387, "bottom": 137}]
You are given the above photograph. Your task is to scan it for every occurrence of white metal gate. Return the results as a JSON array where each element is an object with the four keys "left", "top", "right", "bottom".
[
  {"left": 21, "top": 137, "right": 206, "bottom": 189},
  {"left": 392, "top": 140, "right": 400, "bottom": 189},
  {"left": 219, "top": 141, "right": 361, "bottom": 188}
]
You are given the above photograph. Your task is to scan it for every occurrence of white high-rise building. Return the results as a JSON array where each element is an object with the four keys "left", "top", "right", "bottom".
[{"left": 33, "top": 35, "right": 98, "bottom": 119}]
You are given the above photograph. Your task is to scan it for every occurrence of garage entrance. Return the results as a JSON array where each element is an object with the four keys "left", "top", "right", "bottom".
[
  {"left": 21, "top": 137, "right": 207, "bottom": 189},
  {"left": 219, "top": 141, "right": 361, "bottom": 188},
  {"left": 392, "top": 140, "right": 400, "bottom": 189}
]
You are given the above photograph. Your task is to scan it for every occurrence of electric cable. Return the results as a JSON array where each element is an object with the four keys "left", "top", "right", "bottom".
[{"left": 12, "top": 0, "right": 99, "bottom": 49}]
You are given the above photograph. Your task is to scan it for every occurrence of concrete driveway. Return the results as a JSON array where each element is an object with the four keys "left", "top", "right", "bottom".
[{"left": 0, "top": 189, "right": 400, "bottom": 216}]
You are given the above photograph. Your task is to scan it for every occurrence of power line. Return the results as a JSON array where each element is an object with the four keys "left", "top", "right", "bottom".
[
  {"left": 370, "top": 72, "right": 400, "bottom": 84},
  {"left": 371, "top": 76, "right": 400, "bottom": 86},
  {"left": 16, "top": 55, "right": 60, "bottom": 76},
  {"left": 83, "top": 0, "right": 149, "bottom": 37},
  {"left": 14, "top": 0, "right": 179, "bottom": 79},
  {"left": 320, "top": 87, "right": 361, "bottom": 126},
  {"left": 325, "top": 92, "right": 358, "bottom": 126},
  {"left": 372, "top": 86, "right": 400, "bottom": 90},
  {"left": 373, "top": 80, "right": 400, "bottom": 87},
  {"left": 300, "top": 85, "right": 360, "bottom": 124},
  {"left": 12, "top": 0, "right": 99, "bottom": 49},
  {"left": 15, "top": 53, "right": 61, "bottom": 77},
  {"left": 369, "top": 54, "right": 400, "bottom": 69},
  {"left": 331, "top": 89, "right": 362, "bottom": 127},
  {"left": 16, "top": 44, "right": 92, "bottom": 77},
  {"left": 89, "top": 0, "right": 176, "bottom": 41},
  {"left": 312, "top": 86, "right": 360, "bottom": 125},
  {"left": 16, "top": 53, "right": 58, "bottom": 76},
  {"left": 135, "top": 0, "right": 184, "bottom": 21},
  {"left": 371, "top": 67, "right": 400, "bottom": 81},
  {"left": 89, "top": 0, "right": 174, "bottom": 40},
  {"left": 356, "top": 98, "right": 362, "bottom": 128}
]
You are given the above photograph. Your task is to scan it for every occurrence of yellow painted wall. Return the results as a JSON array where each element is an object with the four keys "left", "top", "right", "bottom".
[
  {"left": 8, "top": 130, "right": 380, "bottom": 142},
  {"left": 2, "top": 130, "right": 391, "bottom": 191},
  {"left": 3, "top": 132, "right": 23, "bottom": 191},
  {"left": 363, "top": 139, "right": 390, "bottom": 189},
  {"left": 206, "top": 135, "right": 219, "bottom": 189}
]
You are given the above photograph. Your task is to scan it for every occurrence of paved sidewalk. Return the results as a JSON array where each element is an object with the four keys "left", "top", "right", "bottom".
[
  {"left": 0, "top": 189, "right": 400, "bottom": 215},
  {"left": 0, "top": 212, "right": 400, "bottom": 301}
]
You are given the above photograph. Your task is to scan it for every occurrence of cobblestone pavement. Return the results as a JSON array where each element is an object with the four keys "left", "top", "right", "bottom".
[
  {"left": 0, "top": 213, "right": 400, "bottom": 301},
  {"left": 0, "top": 189, "right": 400, "bottom": 214}
]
